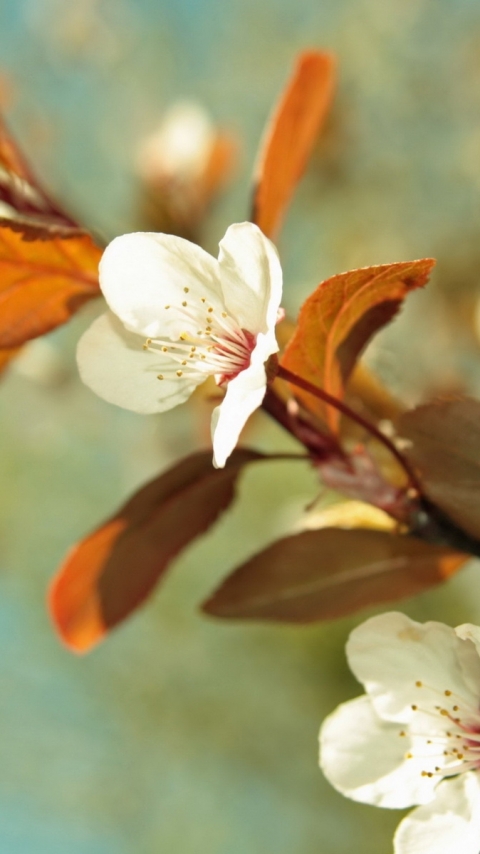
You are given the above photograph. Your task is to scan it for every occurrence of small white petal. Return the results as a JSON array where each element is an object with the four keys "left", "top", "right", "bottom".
[
  {"left": 99, "top": 232, "right": 223, "bottom": 338},
  {"left": 394, "top": 773, "right": 480, "bottom": 854},
  {"left": 210, "top": 329, "right": 275, "bottom": 468},
  {"left": 346, "top": 612, "right": 478, "bottom": 723},
  {"left": 211, "top": 362, "right": 265, "bottom": 469},
  {"left": 320, "top": 695, "right": 438, "bottom": 808},
  {"left": 452, "top": 624, "right": 480, "bottom": 698},
  {"left": 218, "top": 222, "right": 283, "bottom": 334},
  {"left": 455, "top": 624, "right": 480, "bottom": 648},
  {"left": 77, "top": 311, "right": 201, "bottom": 413}
]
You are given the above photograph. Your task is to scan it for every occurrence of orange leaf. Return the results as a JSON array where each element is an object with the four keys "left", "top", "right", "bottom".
[
  {"left": 0, "top": 344, "right": 19, "bottom": 373},
  {"left": 49, "top": 448, "right": 263, "bottom": 653},
  {"left": 0, "top": 114, "right": 101, "bottom": 350},
  {"left": 203, "top": 529, "right": 466, "bottom": 623},
  {"left": 282, "top": 259, "right": 435, "bottom": 433},
  {"left": 0, "top": 224, "right": 101, "bottom": 347},
  {"left": 252, "top": 50, "right": 336, "bottom": 240}
]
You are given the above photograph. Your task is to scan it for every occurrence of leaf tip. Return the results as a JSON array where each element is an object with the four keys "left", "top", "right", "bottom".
[{"left": 48, "top": 553, "right": 104, "bottom": 655}]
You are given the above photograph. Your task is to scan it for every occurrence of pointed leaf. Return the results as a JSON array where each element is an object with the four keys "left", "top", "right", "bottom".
[
  {"left": 282, "top": 259, "right": 435, "bottom": 432},
  {"left": 0, "top": 115, "right": 102, "bottom": 353},
  {"left": 0, "top": 115, "right": 75, "bottom": 227},
  {"left": 398, "top": 398, "right": 480, "bottom": 541},
  {"left": 50, "top": 448, "right": 263, "bottom": 653},
  {"left": 252, "top": 50, "right": 336, "bottom": 239},
  {"left": 203, "top": 528, "right": 466, "bottom": 623}
]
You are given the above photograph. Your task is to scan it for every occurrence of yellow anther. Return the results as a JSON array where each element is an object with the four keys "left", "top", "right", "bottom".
[{"left": 176, "top": 370, "right": 183, "bottom": 377}]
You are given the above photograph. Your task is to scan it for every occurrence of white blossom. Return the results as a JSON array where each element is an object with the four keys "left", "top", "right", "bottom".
[
  {"left": 319, "top": 612, "right": 480, "bottom": 854},
  {"left": 77, "top": 222, "right": 282, "bottom": 467}
]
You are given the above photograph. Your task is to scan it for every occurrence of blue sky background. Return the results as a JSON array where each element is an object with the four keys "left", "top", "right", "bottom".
[{"left": 2, "top": 1, "right": 480, "bottom": 851}]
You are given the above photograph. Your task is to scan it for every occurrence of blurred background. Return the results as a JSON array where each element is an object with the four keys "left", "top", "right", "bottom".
[{"left": 2, "top": 0, "right": 480, "bottom": 851}]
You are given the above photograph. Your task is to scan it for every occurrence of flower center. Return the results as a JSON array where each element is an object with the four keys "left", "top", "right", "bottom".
[
  {"left": 400, "top": 680, "right": 480, "bottom": 779},
  {"left": 142, "top": 289, "right": 256, "bottom": 385}
]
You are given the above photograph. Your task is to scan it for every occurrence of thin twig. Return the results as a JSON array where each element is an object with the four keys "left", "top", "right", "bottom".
[{"left": 277, "top": 364, "right": 422, "bottom": 492}]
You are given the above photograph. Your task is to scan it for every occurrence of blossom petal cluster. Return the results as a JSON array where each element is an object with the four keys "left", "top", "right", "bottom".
[
  {"left": 319, "top": 612, "right": 480, "bottom": 854},
  {"left": 77, "top": 222, "right": 282, "bottom": 467}
]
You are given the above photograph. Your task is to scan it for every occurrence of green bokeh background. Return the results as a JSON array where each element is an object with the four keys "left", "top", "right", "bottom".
[{"left": 2, "top": 1, "right": 480, "bottom": 851}]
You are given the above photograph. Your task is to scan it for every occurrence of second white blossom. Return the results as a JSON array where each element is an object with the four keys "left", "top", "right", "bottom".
[{"left": 319, "top": 612, "right": 480, "bottom": 854}]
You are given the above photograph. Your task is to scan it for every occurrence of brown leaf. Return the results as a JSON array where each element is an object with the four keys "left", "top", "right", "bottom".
[
  {"left": 282, "top": 259, "right": 435, "bottom": 433},
  {"left": 49, "top": 448, "right": 263, "bottom": 653},
  {"left": 398, "top": 398, "right": 480, "bottom": 541},
  {"left": 0, "top": 225, "right": 101, "bottom": 348},
  {"left": 252, "top": 51, "right": 336, "bottom": 240},
  {"left": 203, "top": 528, "right": 466, "bottom": 623}
]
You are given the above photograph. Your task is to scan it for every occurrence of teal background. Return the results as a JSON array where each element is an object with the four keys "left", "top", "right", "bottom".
[{"left": 1, "top": 0, "right": 480, "bottom": 851}]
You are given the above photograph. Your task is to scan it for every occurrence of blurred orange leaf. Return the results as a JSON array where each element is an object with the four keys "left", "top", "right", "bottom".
[
  {"left": 252, "top": 50, "right": 336, "bottom": 240},
  {"left": 203, "top": 528, "right": 466, "bottom": 623},
  {"left": 0, "top": 225, "right": 101, "bottom": 348},
  {"left": 282, "top": 259, "right": 435, "bottom": 433},
  {"left": 0, "top": 343, "right": 18, "bottom": 373},
  {"left": 50, "top": 448, "right": 263, "bottom": 653},
  {"left": 0, "top": 115, "right": 101, "bottom": 358}
]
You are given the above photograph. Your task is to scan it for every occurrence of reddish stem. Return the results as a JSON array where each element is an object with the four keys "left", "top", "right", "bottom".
[{"left": 276, "top": 364, "right": 422, "bottom": 492}]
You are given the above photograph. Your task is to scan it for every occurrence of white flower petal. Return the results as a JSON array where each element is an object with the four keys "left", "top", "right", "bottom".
[
  {"left": 320, "top": 695, "right": 438, "bottom": 808},
  {"left": 99, "top": 232, "right": 223, "bottom": 338},
  {"left": 346, "top": 612, "right": 478, "bottom": 723},
  {"left": 454, "top": 623, "right": 480, "bottom": 690},
  {"left": 218, "top": 222, "right": 283, "bottom": 334},
  {"left": 394, "top": 773, "right": 480, "bottom": 854},
  {"left": 210, "top": 328, "right": 275, "bottom": 468},
  {"left": 77, "top": 311, "right": 201, "bottom": 413},
  {"left": 210, "top": 361, "right": 265, "bottom": 469}
]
